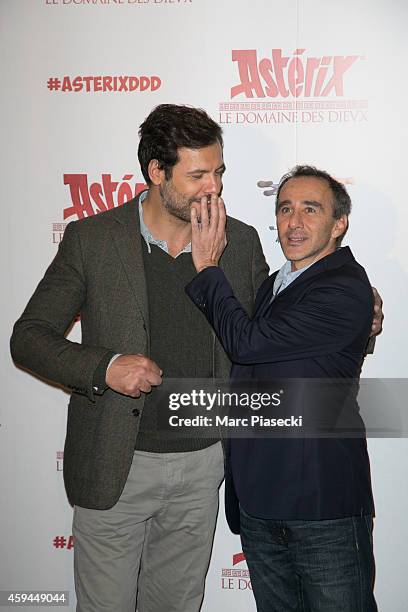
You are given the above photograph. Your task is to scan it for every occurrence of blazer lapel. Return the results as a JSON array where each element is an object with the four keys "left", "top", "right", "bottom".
[
  {"left": 270, "top": 247, "right": 355, "bottom": 303},
  {"left": 108, "top": 198, "right": 149, "bottom": 329}
]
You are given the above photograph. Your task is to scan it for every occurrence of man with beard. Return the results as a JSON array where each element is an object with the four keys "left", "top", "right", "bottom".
[
  {"left": 11, "top": 107, "right": 382, "bottom": 612},
  {"left": 10, "top": 104, "right": 270, "bottom": 612}
]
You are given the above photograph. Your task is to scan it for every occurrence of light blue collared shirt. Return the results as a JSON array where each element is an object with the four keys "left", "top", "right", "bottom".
[
  {"left": 272, "top": 259, "right": 314, "bottom": 299},
  {"left": 138, "top": 190, "right": 192, "bottom": 257}
]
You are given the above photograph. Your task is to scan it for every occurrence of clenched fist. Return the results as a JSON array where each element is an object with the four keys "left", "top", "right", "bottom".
[{"left": 106, "top": 354, "right": 162, "bottom": 398}]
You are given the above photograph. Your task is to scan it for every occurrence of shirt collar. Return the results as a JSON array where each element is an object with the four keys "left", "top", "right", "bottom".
[{"left": 273, "top": 259, "right": 314, "bottom": 296}]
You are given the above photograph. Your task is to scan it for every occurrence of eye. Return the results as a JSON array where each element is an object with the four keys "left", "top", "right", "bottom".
[
  {"left": 279, "top": 206, "right": 291, "bottom": 214},
  {"left": 305, "top": 207, "right": 317, "bottom": 213},
  {"left": 191, "top": 174, "right": 203, "bottom": 180}
]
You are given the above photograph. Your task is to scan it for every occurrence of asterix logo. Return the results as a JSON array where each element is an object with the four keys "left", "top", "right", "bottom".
[
  {"left": 63, "top": 174, "right": 147, "bottom": 221},
  {"left": 218, "top": 49, "right": 367, "bottom": 126},
  {"left": 231, "top": 49, "right": 362, "bottom": 100}
]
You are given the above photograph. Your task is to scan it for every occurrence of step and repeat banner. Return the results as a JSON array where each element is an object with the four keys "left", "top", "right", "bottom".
[{"left": 1, "top": 0, "right": 408, "bottom": 610}]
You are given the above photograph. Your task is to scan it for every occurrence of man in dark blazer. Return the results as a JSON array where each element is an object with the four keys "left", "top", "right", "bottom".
[
  {"left": 10, "top": 105, "right": 270, "bottom": 612},
  {"left": 186, "top": 166, "right": 378, "bottom": 611}
]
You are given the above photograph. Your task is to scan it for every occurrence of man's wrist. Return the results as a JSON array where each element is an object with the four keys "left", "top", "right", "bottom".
[
  {"left": 107, "top": 353, "right": 122, "bottom": 372},
  {"left": 196, "top": 263, "right": 218, "bottom": 274},
  {"left": 92, "top": 350, "right": 117, "bottom": 395}
]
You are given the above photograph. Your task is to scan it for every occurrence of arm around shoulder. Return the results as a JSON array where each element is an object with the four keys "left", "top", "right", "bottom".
[{"left": 186, "top": 269, "right": 372, "bottom": 365}]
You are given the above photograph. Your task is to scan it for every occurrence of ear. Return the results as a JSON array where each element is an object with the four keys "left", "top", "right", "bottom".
[
  {"left": 332, "top": 215, "right": 348, "bottom": 240},
  {"left": 148, "top": 159, "right": 165, "bottom": 186}
]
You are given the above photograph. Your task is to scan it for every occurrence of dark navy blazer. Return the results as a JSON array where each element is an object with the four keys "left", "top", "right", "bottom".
[{"left": 186, "top": 247, "right": 375, "bottom": 533}]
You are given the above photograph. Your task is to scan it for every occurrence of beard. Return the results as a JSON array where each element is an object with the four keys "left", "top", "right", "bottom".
[{"left": 159, "top": 180, "right": 198, "bottom": 223}]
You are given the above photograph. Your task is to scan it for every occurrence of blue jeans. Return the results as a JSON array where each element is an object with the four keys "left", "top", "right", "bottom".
[{"left": 240, "top": 507, "right": 377, "bottom": 612}]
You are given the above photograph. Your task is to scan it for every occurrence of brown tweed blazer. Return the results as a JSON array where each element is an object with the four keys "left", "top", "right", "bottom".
[{"left": 11, "top": 195, "right": 269, "bottom": 509}]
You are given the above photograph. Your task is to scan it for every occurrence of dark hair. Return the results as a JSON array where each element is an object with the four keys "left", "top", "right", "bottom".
[
  {"left": 138, "top": 104, "right": 223, "bottom": 184},
  {"left": 275, "top": 165, "right": 351, "bottom": 245}
]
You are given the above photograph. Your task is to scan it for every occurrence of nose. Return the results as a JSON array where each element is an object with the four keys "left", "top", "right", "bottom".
[
  {"left": 203, "top": 173, "right": 222, "bottom": 196},
  {"left": 288, "top": 209, "right": 303, "bottom": 229}
]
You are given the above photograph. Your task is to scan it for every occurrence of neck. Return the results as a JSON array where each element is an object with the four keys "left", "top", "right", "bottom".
[
  {"left": 291, "top": 260, "right": 309, "bottom": 272},
  {"left": 142, "top": 188, "right": 192, "bottom": 256}
]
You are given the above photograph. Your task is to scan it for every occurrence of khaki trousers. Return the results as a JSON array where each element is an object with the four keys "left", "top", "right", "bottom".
[{"left": 73, "top": 442, "right": 224, "bottom": 612}]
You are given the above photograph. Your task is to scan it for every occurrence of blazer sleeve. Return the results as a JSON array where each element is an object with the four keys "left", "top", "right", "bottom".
[
  {"left": 10, "top": 222, "right": 115, "bottom": 402},
  {"left": 185, "top": 266, "right": 372, "bottom": 365}
]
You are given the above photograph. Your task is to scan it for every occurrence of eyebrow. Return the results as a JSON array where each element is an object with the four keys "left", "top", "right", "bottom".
[
  {"left": 186, "top": 163, "right": 226, "bottom": 175},
  {"left": 277, "top": 199, "right": 323, "bottom": 210}
]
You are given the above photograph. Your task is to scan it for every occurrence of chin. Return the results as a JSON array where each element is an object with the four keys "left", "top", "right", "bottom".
[
  {"left": 169, "top": 211, "right": 191, "bottom": 224},
  {"left": 282, "top": 247, "right": 307, "bottom": 261}
]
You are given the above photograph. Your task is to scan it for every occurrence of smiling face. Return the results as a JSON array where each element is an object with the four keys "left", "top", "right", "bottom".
[
  {"left": 276, "top": 176, "right": 347, "bottom": 270},
  {"left": 154, "top": 142, "right": 225, "bottom": 223}
]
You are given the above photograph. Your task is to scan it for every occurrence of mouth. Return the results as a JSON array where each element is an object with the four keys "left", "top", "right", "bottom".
[{"left": 286, "top": 235, "right": 308, "bottom": 246}]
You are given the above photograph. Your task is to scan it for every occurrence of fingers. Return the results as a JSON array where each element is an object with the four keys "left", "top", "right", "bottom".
[
  {"left": 370, "top": 286, "right": 384, "bottom": 334},
  {"left": 191, "top": 205, "right": 199, "bottom": 236},
  {"left": 137, "top": 354, "right": 162, "bottom": 376},
  {"left": 145, "top": 370, "right": 163, "bottom": 387},
  {"left": 371, "top": 315, "right": 383, "bottom": 334},
  {"left": 195, "top": 195, "right": 225, "bottom": 233},
  {"left": 216, "top": 197, "right": 226, "bottom": 243},
  {"left": 137, "top": 379, "right": 152, "bottom": 394},
  {"left": 106, "top": 354, "right": 163, "bottom": 397},
  {"left": 372, "top": 286, "right": 383, "bottom": 310},
  {"left": 209, "top": 193, "right": 219, "bottom": 231},
  {"left": 200, "top": 195, "right": 209, "bottom": 230},
  {"left": 138, "top": 356, "right": 162, "bottom": 389},
  {"left": 137, "top": 369, "right": 163, "bottom": 395},
  {"left": 190, "top": 194, "right": 227, "bottom": 273}
]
